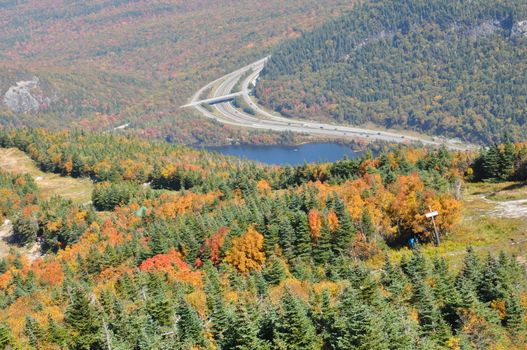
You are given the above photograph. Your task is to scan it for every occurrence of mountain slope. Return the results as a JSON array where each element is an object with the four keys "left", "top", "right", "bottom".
[
  {"left": 0, "top": 0, "right": 357, "bottom": 144},
  {"left": 1, "top": 129, "right": 527, "bottom": 349},
  {"left": 257, "top": 0, "right": 527, "bottom": 143}
]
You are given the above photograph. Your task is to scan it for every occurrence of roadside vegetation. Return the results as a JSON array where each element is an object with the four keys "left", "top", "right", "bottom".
[{"left": 233, "top": 96, "right": 256, "bottom": 115}]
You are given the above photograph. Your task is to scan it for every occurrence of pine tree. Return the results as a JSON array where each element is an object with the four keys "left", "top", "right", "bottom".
[
  {"left": 361, "top": 209, "right": 375, "bottom": 238},
  {"left": 331, "top": 194, "right": 354, "bottom": 255},
  {"left": 264, "top": 256, "right": 286, "bottom": 285},
  {"left": 432, "top": 257, "right": 461, "bottom": 328},
  {"left": 274, "top": 290, "right": 320, "bottom": 350},
  {"left": 338, "top": 289, "right": 388, "bottom": 350},
  {"left": 347, "top": 263, "right": 381, "bottom": 305},
  {"left": 0, "top": 323, "right": 12, "bottom": 349},
  {"left": 227, "top": 304, "right": 269, "bottom": 350},
  {"left": 0, "top": 259, "right": 6, "bottom": 274},
  {"left": 204, "top": 268, "right": 229, "bottom": 346},
  {"left": 504, "top": 292, "right": 526, "bottom": 336},
  {"left": 402, "top": 250, "right": 428, "bottom": 285},
  {"left": 315, "top": 289, "right": 344, "bottom": 350},
  {"left": 381, "top": 255, "right": 409, "bottom": 303},
  {"left": 177, "top": 298, "right": 205, "bottom": 347},
  {"left": 64, "top": 288, "right": 103, "bottom": 350},
  {"left": 117, "top": 272, "right": 137, "bottom": 299},
  {"left": 313, "top": 222, "right": 333, "bottom": 265},
  {"left": 278, "top": 216, "right": 295, "bottom": 262},
  {"left": 499, "top": 138, "right": 516, "bottom": 181},
  {"left": 24, "top": 316, "right": 43, "bottom": 348},
  {"left": 413, "top": 279, "right": 451, "bottom": 345},
  {"left": 382, "top": 306, "right": 419, "bottom": 350},
  {"left": 46, "top": 314, "right": 68, "bottom": 348},
  {"left": 145, "top": 274, "right": 173, "bottom": 328},
  {"left": 292, "top": 211, "right": 312, "bottom": 259},
  {"left": 13, "top": 214, "right": 39, "bottom": 245},
  {"left": 264, "top": 223, "right": 280, "bottom": 257},
  {"left": 456, "top": 247, "right": 482, "bottom": 293},
  {"left": 477, "top": 254, "right": 505, "bottom": 303},
  {"left": 481, "top": 145, "right": 501, "bottom": 181},
  {"left": 109, "top": 299, "right": 136, "bottom": 347}
]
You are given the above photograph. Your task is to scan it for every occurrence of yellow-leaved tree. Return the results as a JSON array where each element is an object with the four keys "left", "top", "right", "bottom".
[{"left": 225, "top": 226, "right": 266, "bottom": 273}]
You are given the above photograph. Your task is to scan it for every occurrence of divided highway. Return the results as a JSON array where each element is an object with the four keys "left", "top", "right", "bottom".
[{"left": 184, "top": 58, "right": 473, "bottom": 151}]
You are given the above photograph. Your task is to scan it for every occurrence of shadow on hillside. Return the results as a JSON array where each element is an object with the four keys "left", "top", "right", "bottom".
[{"left": 502, "top": 182, "right": 527, "bottom": 191}]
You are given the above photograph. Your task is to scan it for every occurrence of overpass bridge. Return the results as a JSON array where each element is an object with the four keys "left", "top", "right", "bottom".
[{"left": 181, "top": 90, "right": 248, "bottom": 107}]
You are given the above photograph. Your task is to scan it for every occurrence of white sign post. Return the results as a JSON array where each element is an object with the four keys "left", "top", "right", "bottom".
[{"left": 425, "top": 206, "right": 440, "bottom": 246}]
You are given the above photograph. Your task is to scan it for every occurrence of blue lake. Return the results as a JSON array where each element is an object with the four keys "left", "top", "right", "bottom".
[{"left": 206, "top": 142, "right": 363, "bottom": 165}]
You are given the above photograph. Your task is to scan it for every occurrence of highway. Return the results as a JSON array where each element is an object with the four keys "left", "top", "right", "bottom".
[{"left": 185, "top": 58, "right": 473, "bottom": 151}]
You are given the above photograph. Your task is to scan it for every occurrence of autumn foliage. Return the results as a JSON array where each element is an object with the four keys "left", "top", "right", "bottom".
[
  {"left": 225, "top": 226, "right": 266, "bottom": 273},
  {"left": 140, "top": 249, "right": 190, "bottom": 273}
]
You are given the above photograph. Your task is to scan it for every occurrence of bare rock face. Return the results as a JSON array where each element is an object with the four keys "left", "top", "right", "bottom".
[
  {"left": 512, "top": 20, "right": 527, "bottom": 38},
  {"left": 467, "top": 20, "right": 500, "bottom": 38},
  {"left": 3, "top": 77, "right": 51, "bottom": 113}
]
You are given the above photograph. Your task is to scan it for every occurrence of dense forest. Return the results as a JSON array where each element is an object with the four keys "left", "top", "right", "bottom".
[
  {"left": 0, "top": 129, "right": 526, "bottom": 349},
  {"left": 470, "top": 140, "right": 527, "bottom": 182},
  {"left": 2, "top": 1, "right": 527, "bottom": 348},
  {"left": 258, "top": 0, "right": 527, "bottom": 144},
  {"left": 0, "top": 0, "right": 357, "bottom": 145}
]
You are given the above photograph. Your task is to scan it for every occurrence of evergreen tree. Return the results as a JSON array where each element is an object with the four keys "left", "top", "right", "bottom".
[
  {"left": 499, "top": 138, "right": 516, "bottom": 180},
  {"left": 64, "top": 288, "right": 103, "bottom": 350},
  {"left": 12, "top": 214, "right": 39, "bottom": 245},
  {"left": 278, "top": 216, "right": 295, "bottom": 262},
  {"left": 477, "top": 254, "right": 505, "bottom": 303},
  {"left": 204, "top": 268, "right": 229, "bottom": 346},
  {"left": 292, "top": 211, "right": 312, "bottom": 259},
  {"left": 338, "top": 289, "right": 388, "bottom": 350},
  {"left": 432, "top": 257, "right": 461, "bottom": 327},
  {"left": 360, "top": 209, "right": 375, "bottom": 238},
  {"left": 226, "top": 304, "right": 269, "bottom": 350},
  {"left": 145, "top": 274, "right": 172, "bottom": 328},
  {"left": 481, "top": 145, "right": 501, "bottom": 181},
  {"left": 402, "top": 250, "right": 428, "bottom": 285},
  {"left": 504, "top": 292, "right": 526, "bottom": 336},
  {"left": 313, "top": 221, "right": 333, "bottom": 265},
  {"left": 24, "top": 316, "right": 43, "bottom": 348},
  {"left": 264, "top": 256, "right": 286, "bottom": 286},
  {"left": 46, "top": 314, "right": 68, "bottom": 348},
  {"left": 274, "top": 290, "right": 320, "bottom": 350},
  {"left": 331, "top": 194, "right": 354, "bottom": 255},
  {"left": 0, "top": 323, "right": 12, "bottom": 349},
  {"left": 413, "top": 279, "right": 451, "bottom": 345},
  {"left": 315, "top": 289, "right": 344, "bottom": 350},
  {"left": 347, "top": 263, "right": 381, "bottom": 305},
  {"left": 264, "top": 223, "right": 280, "bottom": 257},
  {"left": 177, "top": 298, "right": 205, "bottom": 347},
  {"left": 381, "top": 255, "right": 409, "bottom": 303},
  {"left": 456, "top": 247, "right": 482, "bottom": 293},
  {"left": 0, "top": 259, "right": 6, "bottom": 274},
  {"left": 382, "top": 306, "right": 419, "bottom": 350}
]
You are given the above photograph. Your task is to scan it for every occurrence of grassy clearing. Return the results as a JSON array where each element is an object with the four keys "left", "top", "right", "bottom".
[
  {"left": 468, "top": 181, "right": 527, "bottom": 201},
  {"left": 0, "top": 148, "right": 93, "bottom": 204},
  {"left": 388, "top": 182, "right": 527, "bottom": 269}
]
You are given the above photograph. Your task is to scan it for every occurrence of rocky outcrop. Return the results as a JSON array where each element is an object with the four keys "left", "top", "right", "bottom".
[
  {"left": 466, "top": 20, "right": 500, "bottom": 38},
  {"left": 3, "top": 77, "right": 51, "bottom": 113},
  {"left": 512, "top": 20, "right": 527, "bottom": 37}
]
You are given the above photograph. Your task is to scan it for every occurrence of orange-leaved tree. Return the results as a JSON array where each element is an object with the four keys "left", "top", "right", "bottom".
[{"left": 225, "top": 226, "right": 265, "bottom": 273}]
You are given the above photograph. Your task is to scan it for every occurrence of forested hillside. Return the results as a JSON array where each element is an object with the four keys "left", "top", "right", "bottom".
[
  {"left": 0, "top": 0, "right": 357, "bottom": 145},
  {"left": 258, "top": 0, "right": 527, "bottom": 144},
  {"left": 1, "top": 129, "right": 526, "bottom": 349}
]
